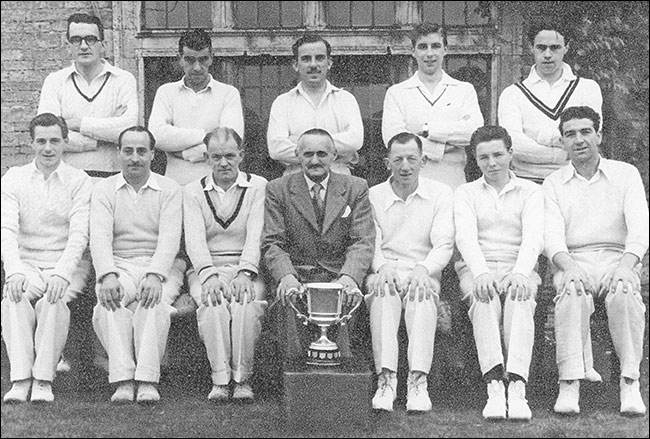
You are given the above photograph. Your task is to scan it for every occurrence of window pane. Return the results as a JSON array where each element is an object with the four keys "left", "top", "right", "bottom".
[
  {"left": 327, "top": 1, "right": 350, "bottom": 28},
  {"left": 258, "top": 1, "right": 281, "bottom": 28},
  {"left": 422, "top": 1, "right": 443, "bottom": 24},
  {"left": 466, "top": 1, "right": 488, "bottom": 25},
  {"left": 143, "top": 1, "right": 167, "bottom": 29},
  {"left": 235, "top": 1, "right": 258, "bottom": 29},
  {"left": 188, "top": 1, "right": 212, "bottom": 28},
  {"left": 167, "top": 0, "right": 188, "bottom": 28},
  {"left": 444, "top": 1, "right": 466, "bottom": 26},
  {"left": 281, "top": 1, "right": 302, "bottom": 27},
  {"left": 374, "top": 1, "right": 395, "bottom": 27},
  {"left": 351, "top": 1, "right": 372, "bottom": 27}
]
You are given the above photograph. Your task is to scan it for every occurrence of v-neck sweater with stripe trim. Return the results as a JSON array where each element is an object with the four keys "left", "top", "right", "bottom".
[
  {"left": 498, "top": 63, "right": 602, "bottom": 181},
  {"left": 183, "top": 172, "right": 267, "bottom": 284}
]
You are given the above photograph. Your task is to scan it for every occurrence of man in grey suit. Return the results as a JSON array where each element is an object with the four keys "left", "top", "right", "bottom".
[{"left": 262, "top": 128, "right": 375, "bottom": 363}]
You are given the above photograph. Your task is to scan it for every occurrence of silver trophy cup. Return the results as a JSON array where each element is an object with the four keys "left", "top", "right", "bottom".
[{"left": 289, "top": 282, "right": 361, "bottom": 366}]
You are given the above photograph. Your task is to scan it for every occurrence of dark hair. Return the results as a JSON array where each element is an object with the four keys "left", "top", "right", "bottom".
[
  {"left": 118, "top": 126, "right": 156, "bottom": 150},
  {"left": 387, "top": 132, "right": 422, "bottom": 154},
  {"left": 526, "top": 18, "right": 571, "bottom": 45},
  {"left": 297, "top": 128, "right": 335, "bottom": 152},
  {"left": 179, "top": 29, "right": 212, "bottom": 54},
  {"left": 29, "top": 113, "right": 68, "bottom": 141},
  {"left": 409, "top": 22, "right": 447, "bottom": 47},
  {"left": 292, "top": 33, "right": 331, "bottom": 59},
  {"left": 559, "top": 106, "right": 601, "bottom": 135},
  {"left": 67, "top": 13, "right": 104, "bottom": 41},
  {"left": 469, "top": 125, "right": 512, "bottom": 152},
  {"left": 203, "top": 127, "right": 244, "bottom": 151}
]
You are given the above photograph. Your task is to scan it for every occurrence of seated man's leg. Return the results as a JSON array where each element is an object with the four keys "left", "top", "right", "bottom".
[
  {"left": 552, "top": 257, "right": 596, "bottom": 414},
  {"left": 364, "top": 273, "right": 401, "bottom": 411},
  {"left": 231, "top": 276, "right": 267, "bottom": 400},
  {"left": 32, "top": 261, "right": 90, "bottom": 386},
  {"left": 91, "top": 265, "right": 138, "bottom": 386},
  {"left": 403, "top": 274, "right": 438, "bottom": 412},
  {"left": 457, "top": 262, "right": 506, "bottom": 420},
  {"left": 132, "top": 259, "right": 181, "bottom": 388},
  {"left": 1, "top": 264, "right": 45, "bottom": 402},
  {"left": 502, "top": 271, "right": 539, "bottom": 421}
]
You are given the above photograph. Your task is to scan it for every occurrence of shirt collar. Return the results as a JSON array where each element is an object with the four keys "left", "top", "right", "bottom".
[
  {"left": 304, "top": 173, "right": 330, "bottom": 194},
  {"left": 380, "top": 177, "right": 432, "bottom": 210},
  {"left": 561, "top": 155, "right": 610, "bottom": 183},
  {"left": 28, "top": 160, "right": 68, "bottom": 183},
  {"left": 179, "top": 74, "right": 216, "bottom": 93},
  {"left": 115, "top": 172, "right": 161, "bottom": 192},
  {"left": 479, "top": 171, "right": 522, "bottom": 194},
  {"left": 527, "top": 62, "right": 576, "bottom": 85},
  {"left": 202, "top": 171, "right": 252, "bottom": 192},
  {"left": 402, "top": 70, "right": 458, "bottom": 89},
  {"left": 65, "top": 59, "right": 118, "bottom": 80},
  {"left": 294, "top": 80, "right": 340, "bottom": 97}
]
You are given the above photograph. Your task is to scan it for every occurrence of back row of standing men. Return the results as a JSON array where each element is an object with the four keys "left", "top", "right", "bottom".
[{"left": 1, "top": 13, "right": 647, "bottom": 422}]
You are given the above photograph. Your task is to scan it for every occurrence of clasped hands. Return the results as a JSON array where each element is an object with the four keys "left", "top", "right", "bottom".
[
  {"left": 471, "top": 272, "right": 533, "bottom": 303},
  {"left": 201, "top": 272, "right": 257, "bottom": 306},
  {"left": 97, "top": 272, "right": 163, "bottom": 311},
  {"left": 371, "top": 265, "right": 439, "bottom": 304},
  {"left": 2, "top": 273, "right": 70, "bottom": 304},
  {"left": 557, "top": 263, "right": 639, "bottom": 299},
  {"left": 276, "top": 273, "right": 362, "bottom": 308}
]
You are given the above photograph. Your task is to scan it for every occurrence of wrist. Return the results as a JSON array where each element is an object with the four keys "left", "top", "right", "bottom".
[
  {"left": 147, "top": 272, "right": 164, "bottom": 282},
  {"left": 238, "top": 269, "right": 257, "bottom": 280}
]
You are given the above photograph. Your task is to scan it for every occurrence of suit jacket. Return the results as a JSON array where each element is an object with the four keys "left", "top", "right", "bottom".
[{"left": 262, "top": 171, "right": 375, "bottom": 288}]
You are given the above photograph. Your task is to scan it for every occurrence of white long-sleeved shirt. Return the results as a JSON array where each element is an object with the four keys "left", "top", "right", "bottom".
[
  {"left": 543, "top": 157, "right": 649, "bottom": 262},
  {"left": 1, "top": 160, "right": 92, "bottom": 282},
  {"left": 267, "top": 80, "right": 363, "bottom": 174},
  {"left": 37, "top": 60, "right": 138, "bottom": 173},
  {"left": 90, "top": 172, "right": 182, "bottom": 282},
  {"left": 454, "top": 173, "right": 544, "bottom": 278},
  {"left": 148, "top": 76, "right": 244, "bottom": 185},
  {"left": 369, "top": 177, "right": 454, "bottom": 275},
  {"left": 382, "top": 71, "right": 483, "bottom": 185},
  {"left": 183, "top": 171, "right": 267, "bottom": 284},
  {"left": 498, "top": 63, "right": 603, "bottom": 181}
]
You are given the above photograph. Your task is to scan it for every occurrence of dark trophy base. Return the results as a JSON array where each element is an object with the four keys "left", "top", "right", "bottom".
[
  {"left": 306, "top": 346, "right": 341, "bottom": 366},
  {"left": 283, "top": 357, "right": 373, "bottom": 434}
]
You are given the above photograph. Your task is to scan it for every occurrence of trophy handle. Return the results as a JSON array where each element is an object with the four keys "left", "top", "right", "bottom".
[
  {"left": 337, "top": 288, "right": 363, "bottom": 326},
  {"left": 287, "top": 287, "right": 310, "bottom": 326}
]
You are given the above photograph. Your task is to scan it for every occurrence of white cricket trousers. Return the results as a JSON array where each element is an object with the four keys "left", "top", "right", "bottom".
[
  {"left": 457, "top": 260, "right": 540, "bottom": 381},
  {"left": 1, "top": 260, "right": 89, "bottom": 382},
  {"left": 364, "top": 270, "right": 439, "bottom": 375},
  {"left": 188, "top": 267, "right": 267, "bottom": 385},
  {"left": 92, "top": 257, "right": 184, "bottom": 384},
  {"left": 553, "top": 249, "right": 646, "bottom": 381}
]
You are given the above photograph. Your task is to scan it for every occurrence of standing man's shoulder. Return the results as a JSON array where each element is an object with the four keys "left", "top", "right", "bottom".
[
  {"left": 154, "top": 173, "right": 183, "bottom": 193},
  {"left": 209, "top": 78, "right": 241, "bottom": 95}
]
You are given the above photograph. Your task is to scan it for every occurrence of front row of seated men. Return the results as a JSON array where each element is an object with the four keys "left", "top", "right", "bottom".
[{"left": 1, "top": 107, "right": 647, "bottom": 420}]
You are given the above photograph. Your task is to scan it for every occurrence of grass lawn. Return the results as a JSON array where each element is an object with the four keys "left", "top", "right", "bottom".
[{"left": 2, "top": 294, "right": 648, "bottom": 438}]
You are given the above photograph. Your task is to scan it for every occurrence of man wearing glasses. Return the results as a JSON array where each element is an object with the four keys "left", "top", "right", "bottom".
[
  {"left": 149, "top": 29, "right": 244, "bottom": 185},
  {"left": 38, "top": 13, "right": 138, "bottom": 179}
]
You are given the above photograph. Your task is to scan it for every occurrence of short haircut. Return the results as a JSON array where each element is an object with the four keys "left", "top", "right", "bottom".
[
  {"left": 410, "top": 22, "right": 447, "bottom": 47},
  {"left": 178, "top": 29, "right": 212, "bottom": 54},
  {"left": 118, "top": 126, "right": 156, "bottom": 150},
  {"left": 292, "top": 33, "right": 331, "bottom": 59},
  {"left": 387, "top": 132, "right": 422, "bottom": 154},
  {"left": 526, "top": 18, "right": 571, "bottom": 45},
  {"left": 559, "top": 106, "right": 601, "bottom": 135},
  {"left": 469, "top": 125, "right": 512, "bottom": 152},
  {"left": 29, "top": 113, "right": 68, "bottom": 141},
  {"left": 297, "top": 128, "right": 335, "bottom": 152},
  {"left": 67, "top": 13, "right": 104, "bottom": 41},
  {"left": 203, "top": 127, "right": 244, "bottom": 151}
]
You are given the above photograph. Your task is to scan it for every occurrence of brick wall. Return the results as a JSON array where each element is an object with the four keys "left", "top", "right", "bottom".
[{"left": 1, "top": 1, "right": 113, "bottom": 175}]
